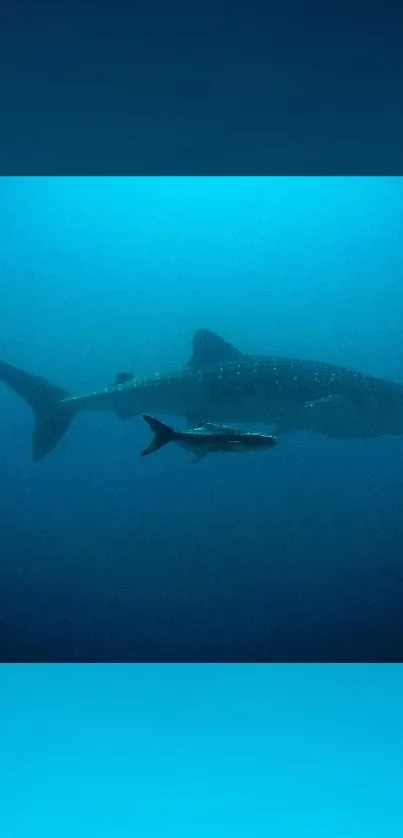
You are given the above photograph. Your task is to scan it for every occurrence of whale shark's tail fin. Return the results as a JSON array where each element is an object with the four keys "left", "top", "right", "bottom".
[
  {"left": 0, "top": 359, "right": 74, "bottom": 460},
  {"left": 141, "top": 414, "right": 176, "bottom": 456}
]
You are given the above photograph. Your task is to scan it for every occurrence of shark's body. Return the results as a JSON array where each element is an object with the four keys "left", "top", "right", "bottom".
[
  {"left": 141, "top": 414, "right": 278, "bottom": 460},
  {"left": 1, "top": 329, "right": 403, "bottom": 460}
]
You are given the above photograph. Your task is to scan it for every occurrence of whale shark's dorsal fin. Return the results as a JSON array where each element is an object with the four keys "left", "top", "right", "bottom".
[{"left": 188, "top": 330, "right": 245, "bottom": 370}]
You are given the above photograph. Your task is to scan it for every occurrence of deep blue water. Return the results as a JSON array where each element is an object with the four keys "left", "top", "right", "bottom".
[
  {"left": 3, "top": 3, "right": 402, "bottom": 175},
  {"left": 1, "top": 176, "right": 403, "bottom": 661}
]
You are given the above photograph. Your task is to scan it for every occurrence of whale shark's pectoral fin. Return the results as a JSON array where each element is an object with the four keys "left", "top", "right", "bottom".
[
  {"left": 349, "top": 388, "right": 380, "bottom": 413},
  {"left": 302, "top": 394, "right": 359, "bottom": 437},
  {"left": 180, "top": 440, "right": 212, "bottom": 461},
  {"left": 303, "top": 394, "right": 345, "bottom": 422},
  {"left": 304, "top": 395, "right": 340, "bottom": 411},
  {"left": 190, "top": 451, "right": 208, "bottom": 462}
]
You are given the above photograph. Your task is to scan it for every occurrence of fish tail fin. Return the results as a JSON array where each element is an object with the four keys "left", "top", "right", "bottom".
[
  {"left": 0, "top": 359, "right": 75, "bottom": 460},
  {"left": 141, "top": 414, "right": 176, "bottom": 456}
]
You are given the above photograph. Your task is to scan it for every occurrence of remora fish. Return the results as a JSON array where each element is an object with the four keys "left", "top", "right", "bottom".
[
  {"left": 141, "top": 414, "right": 278, "bottom": 460},
  {"left": 1, "top": 328, "right": 403, "bottom": 460}
]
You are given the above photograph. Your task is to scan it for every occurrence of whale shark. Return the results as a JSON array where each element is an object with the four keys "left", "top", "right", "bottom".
[
  {"left": 1, "top": 328, "right": 403, "bottom": 460},
  {"left": 141, "top": 414, "right": 278, "bottom": 460}
]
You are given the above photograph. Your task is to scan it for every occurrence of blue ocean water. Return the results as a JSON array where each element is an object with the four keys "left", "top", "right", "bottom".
[
  {"left": 1, "top": 176, "right": 403, "bottom": 661},
  {"left": 0, "top": 663, "right": 402, "bottom": 837}
]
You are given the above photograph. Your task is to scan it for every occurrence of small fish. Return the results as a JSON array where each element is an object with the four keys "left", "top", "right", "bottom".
[{"left": 141, "top": 414, "right": 278, "bottom": 461}]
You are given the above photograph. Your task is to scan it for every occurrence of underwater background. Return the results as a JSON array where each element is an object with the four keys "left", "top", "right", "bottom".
[
  {"left": 1, "top": 176, "right": 403, "bottom": 662},
  {"left": 1, "top": 663, "right": 402, "bottom": 836}
]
